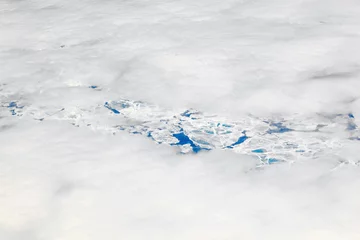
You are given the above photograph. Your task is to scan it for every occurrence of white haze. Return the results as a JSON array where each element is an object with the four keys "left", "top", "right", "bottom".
[{"left": 1, "top": 0, "right": 360, "bottom": 239}]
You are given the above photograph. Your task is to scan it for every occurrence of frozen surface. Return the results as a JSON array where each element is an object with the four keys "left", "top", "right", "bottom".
[
  {"left": 1, "top": 0, "right": 360, "bottom": 239},
  {"left": 4, "top": 95, "right": 360, "bottom": 166}
]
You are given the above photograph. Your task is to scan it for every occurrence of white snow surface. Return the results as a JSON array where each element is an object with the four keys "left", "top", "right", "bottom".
[{"left": 1, "top": 0, "right": 360, "bottom": 239}]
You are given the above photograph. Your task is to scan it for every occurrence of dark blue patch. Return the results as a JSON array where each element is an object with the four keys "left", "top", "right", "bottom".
[
  {"left": 121, "top": 103, "right": 130, "bottom": 109},
  {"left": 227, "top": 135, "right": 248, "bottom": 149},
  {"left": 268, "top": 158, "right": 280, "bottom": 164},
  {"left": 171, "top": 131, "right": 202, "bottom": 153},
  {"left": 8, "top": 102, "right": 23, "bottom": 109},
  {"left": 8, "top": 102, "right": 19, "bottom": 115},
  {"left": 233, "top": 135, "right": 248, "bottom": 146},
  {"left": 222, "top": 124, "right": 232, "bottom": 128},
  {"left": 89, "top": 85, "right": 98, "bottom": 89},
  {"left": 348, "top": 113, "right": 355, "bottom": 119},
  {"left": 104, "top": 102, "right": 120, "bottom": 114},
  {"left": 181, "top": 110, "right": 192, "bottom": 117},
  {"left": 252, "top": 149, "right": 265, "bottom": 153},
  {"left": 8, "top": 102, "right": 17, "bottom": 108},
  {"left": 267, "top": 122, "right": 293, "bottom": 134},
  {"left": 147, "top": 132, "right": 156, "bottom": 141}
]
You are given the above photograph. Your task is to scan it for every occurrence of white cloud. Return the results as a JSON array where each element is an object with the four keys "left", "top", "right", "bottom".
[{"left": 1, "top": 0, "right": 360, "bottom": 239}]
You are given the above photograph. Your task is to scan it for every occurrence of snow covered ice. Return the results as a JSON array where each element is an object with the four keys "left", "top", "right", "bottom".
[{"left": 1, "top": 0, "right": 360, "bottom": 239}]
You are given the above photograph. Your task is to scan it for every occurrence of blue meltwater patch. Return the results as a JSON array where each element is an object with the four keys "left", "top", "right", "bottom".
[
  {"left": 267, "top": 122, "right": 293, "bottom": 134},
  {"left": 268, "top": 158, "right": 280, "bottom": 164},
  {"left": 104, "top": 102, "right": 120, "bottom": 114},
  {"left": 7, "top": 101, "right": 24, "bottom": 115},
  {"left": 171, "top": 131, "right": 203, "bottom": 153},
  {"left": 227, "top": 136, "right": 248, "bottom": 149},
  {"left": 252, "top": 149, "right": 265, "bottom": 153},
  {"left": 227, "top": 131, "right": 249, "bottom": 149}
]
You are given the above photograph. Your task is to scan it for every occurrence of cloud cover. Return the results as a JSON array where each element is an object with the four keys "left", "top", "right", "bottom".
[
  {"left": 1, "top": 119, "right": 360, "bottom": 240},
  {"left": 1, "top": 0, "right": 360, "bottom": 239}
]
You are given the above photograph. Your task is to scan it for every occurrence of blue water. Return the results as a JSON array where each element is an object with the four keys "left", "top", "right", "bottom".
[
  {"left": 104, "top": 102, "right": 120, "bottom": 114},
  {"left": 8, "top": 102, "right": 17, "bottom": 108},
  {"left": 227, "top": 134, "right": 248, "bottom": 149},
  {"left": 171, "top": 131, "right": 203, "bottom": 153},
  {"left": 267, "top": 122, "right": 293, "bottom": 134},
  {"left": 252, "top": 149, "right": 265, "bottom": 153},
  {"left": 268, "top": 158, "right": 280, "bottom": 164},
  {"left": 181, "top": 110, "right": 192, "bottom": 117},
  {"left": 7, "top": 102, "right": 23, "bottom": 115}
]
